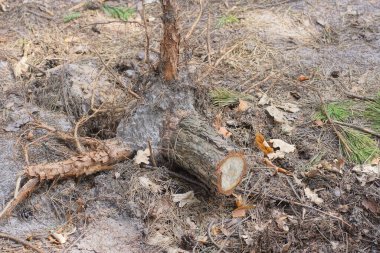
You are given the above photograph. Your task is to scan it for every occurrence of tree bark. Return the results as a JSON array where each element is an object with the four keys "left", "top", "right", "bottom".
[{"left": 167, "top": 114, "right": 247, "bottom": 195}]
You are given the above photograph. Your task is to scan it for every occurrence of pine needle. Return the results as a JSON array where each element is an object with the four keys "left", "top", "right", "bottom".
[
  {"left": 364, "top": 93, "right": 380, "bottom": 132},
  {"left": 102, "top": 5, "right": 135, "bottom": 21},
  {"left": 314, "top": 101, "right": 353, "bottom": 122},
  {"left": 63, "top": 12, "right": 81, "bottom": 23},
  {"left": 210, "top": 88, "right": 252, "bottom": 107},
  {"left": 340, "top": 127, "right": 379, "bottom": 164}
]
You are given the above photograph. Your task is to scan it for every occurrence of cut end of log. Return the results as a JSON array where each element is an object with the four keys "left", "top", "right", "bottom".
[{"left": 216, "top": 153, "right": 247, "bottom": 195}]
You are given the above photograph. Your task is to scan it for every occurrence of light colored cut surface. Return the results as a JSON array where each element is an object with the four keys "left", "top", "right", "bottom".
[{"left": 220, "top": 157, "right": 245, "bottom": 192}]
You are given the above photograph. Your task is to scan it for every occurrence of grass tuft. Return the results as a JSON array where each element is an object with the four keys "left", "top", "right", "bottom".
[
  {"left": 314, "top": 101, "right": 353, "bottom": 122},
  {"left": 102, "top": 5, "right": 135, "bottom": 21},
  {"left": 210, "top": 88, "right": 252, "bottom": 107},
  {"left": 217, "top": 14, "right": 239, "bottom": 27},
  {"left": 364, "top": 93, "right": 380, "bottom": 132},
  {"left": 340, "top": 127, "right": 379, "bottom": 164},
  {"left": 63, "top": 12, "right": 81, "bottom": 23}
]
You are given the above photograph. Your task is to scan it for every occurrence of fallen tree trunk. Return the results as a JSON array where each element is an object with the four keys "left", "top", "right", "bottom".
[{"left": 167, "top": 115, "right": 246, "bottom": 195}]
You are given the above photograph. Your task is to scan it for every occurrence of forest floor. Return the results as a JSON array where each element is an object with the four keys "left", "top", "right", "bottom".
[{"left": 0, "top": 0, "right": 379, "bottom": 252}]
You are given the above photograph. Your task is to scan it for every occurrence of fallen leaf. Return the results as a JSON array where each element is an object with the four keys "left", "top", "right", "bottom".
[
  {"left": 371, "top": 157, "right": 380, "bottom": 165},
  {"left": 236, "top": 99, "right": 249, "bottom": 112},
  {"left": 134, "top": 148, "right": 150, "bottom": 165},
  {"left": 172, "top": 191, "right": 200, "bottom": 207},
  {"left": 270, "top": 139, "right": 296, "bottom": 153},
  {"left": 272, "top": 210, "right": 289, "bottom": 232},
  {"left": 266, "top": 105, "right": 286, "bottom": 124},
  {"left": 138, "top": 176, "right": 161, "bottom": 193},
  {"left": 314, "top": 120, "right": 324, "bottom": 127},
  {"left": 277, "top": 103, "right": 300, "bottom": 113},
  {"left": 186, "top": 217, "right": 197, "bottom": 230},
  {"left": 337, "top": 204, "right": 349, "bottom": 213},
  {"left": 297, "top": 75, "right": 309, "bottom": 82},
  {"left": 213, "top": 112, "right": 222, "bottom": 129},
  {"left": 231, "top": 194, "right": 255, "bottom": 217},
  {"left": 352, "top": 164, "right": 379, "bottom": 186},
  {"left": 281, "top": 241, "right": 291, "bottom": 253},
  {"left": 304, "top": 187, "right": 323, "bottom": 205},
  {"left": 255, "top": 133, "right": 274, "bottom": 155},
  {"left": 13, "top": 55, "right": 29, "bottom": 78},
  {"left": 267, "top": 139, "right": 295, "bottom": 160},
  {"left": 362, "top": 199, "right": 380, "bottom": 214},
  {"left": 258, "top": 93, "right": 272, "bottom": 105},
  {"left": 196, "top": 235, "right": 208, "bottom": 244},
  {"left": 218, "top": 126, "right": 232, "bottom": 138}
]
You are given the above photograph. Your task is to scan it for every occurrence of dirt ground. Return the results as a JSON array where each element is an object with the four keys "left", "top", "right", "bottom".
[{"left": 0, "top": 0, "right": 379, "bottom": 252}]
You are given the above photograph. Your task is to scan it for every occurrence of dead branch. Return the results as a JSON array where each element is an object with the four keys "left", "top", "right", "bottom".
[
  {"left": 25, "top": 139, "right": 132, "bottom": 180},
  {"left": 0, "top": 231, "right": 45, "bottom": 253},
  {"left": 160, "top": 0, "right": 180, "bottom": 81},
  {"left": 0, "top": 178, "right": 39, "bottom": 219},
  {"left": 333, "top": 120, "right": 380, "bottom": 138}
]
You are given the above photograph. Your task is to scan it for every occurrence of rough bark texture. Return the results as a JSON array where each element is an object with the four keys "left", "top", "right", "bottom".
[
  {"left": 25, "top": 139, "right": 132, "bottom": 180},
  {"left": 168, "top": 114, "right": 246, "bottom": 195},
  {"left": 160, "top": 0, "right": 180, "bottom": 81}
]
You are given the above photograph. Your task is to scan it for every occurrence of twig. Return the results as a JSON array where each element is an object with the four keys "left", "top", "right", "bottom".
[
  {"left": 140, "top": 0, "right": 152, "bottom": 68},
  {"left": 83, "top": 20, "right": 143, "bottom": 27},
  {"left": 333, "top": 120, "right": 380, "bottom": 138},
  {"left": 184, "top": 0, "right": 203, "bottom": 41},
  {"left": 93, "top": 49, "right": 141, "bottom": 99},
  {"left": 305, "top": 84, "right": 353, "bottom": 154},
  {"left": 61, "top": 230, "right": 86, "bottom": 253},
  {"left": 0, "top": 232, "right": 45, "bottom": 253},
  {"left": 207, "top": 221, "right": 229, "bottom": 253},
  {"left": 147, "top": 140, "right": 157, "bottom": 167},
  {"left": 206, "top": 8, "right": 212, "bottom": 65},
  {"left": 335, "top": 80, "right": 376, "bottom": 102},
  {"left": 286, "top": 176, "right": 301, "bottom": 202},
  {"left": 240, "top": 189, "right": 352, "bottom": 228},
  {"left": 0, "top": 178, "right": 39, "bottom": 220}
]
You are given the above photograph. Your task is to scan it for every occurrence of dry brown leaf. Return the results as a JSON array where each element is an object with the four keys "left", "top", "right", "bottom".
[
  {"left": 134, "top": 148, "right": 150, "bottom": 165},
  {"left": 371, "top": 157, "right": 380, "bottom": 165},
  {"left": 211, "top": 225, "right": 220, "bottom": 236},
  {"left": 236, "top": 99, "right": 249, "bottom": 112},
  {"left": 13, "top": 55, "right": 28, "bottom": 78},
  {"left": 352, "top": 164, "right": 379, "bottom": 185},
  {"left": 362, "top": 199, "right": 380, "bottom": 214},
  {"left": 218, "top": 126, "right": 232, "bottom": 138},
  {"left": 281, "top": 241, "right": 291, "bottom": 253},
  {"left": 213, "top": 112, "right": 222, "bottom": 129},
  {"left": 255, "top": 133, "right": 274, "bottom": 155},
  {"left": 270, "top": 139, "right": 296, "bottom": 153},
  {"left": 232, "top": 194, "right": 255, "bottom": 218},
  {"left": 272, "top": 210, "right": 289, "bottom": 232},
  {"left": 314, "top": 120, "right": 324, "bottom": 127},
  {"left": 196, "top": 235, "right": 208, "bottom": 244},
  {"left": 277, "top": 103, "right": 300, "bottom": 113},
  {"left": 304, "top": 187, "right": 323, "bottom": 205},
  {"left": 172, "top": 191, "right": 200, "bottom": 207},
  {"left": 297, "top": 75, "right": 309, "bottom": 81},
  {"left": 266, "top": 105, "right": 286, "bottom": 123}
]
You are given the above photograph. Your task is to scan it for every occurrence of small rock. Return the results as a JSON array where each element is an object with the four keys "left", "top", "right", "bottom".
[{"left": 126, "top": 69, "right": 136, "bottom": 78}]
